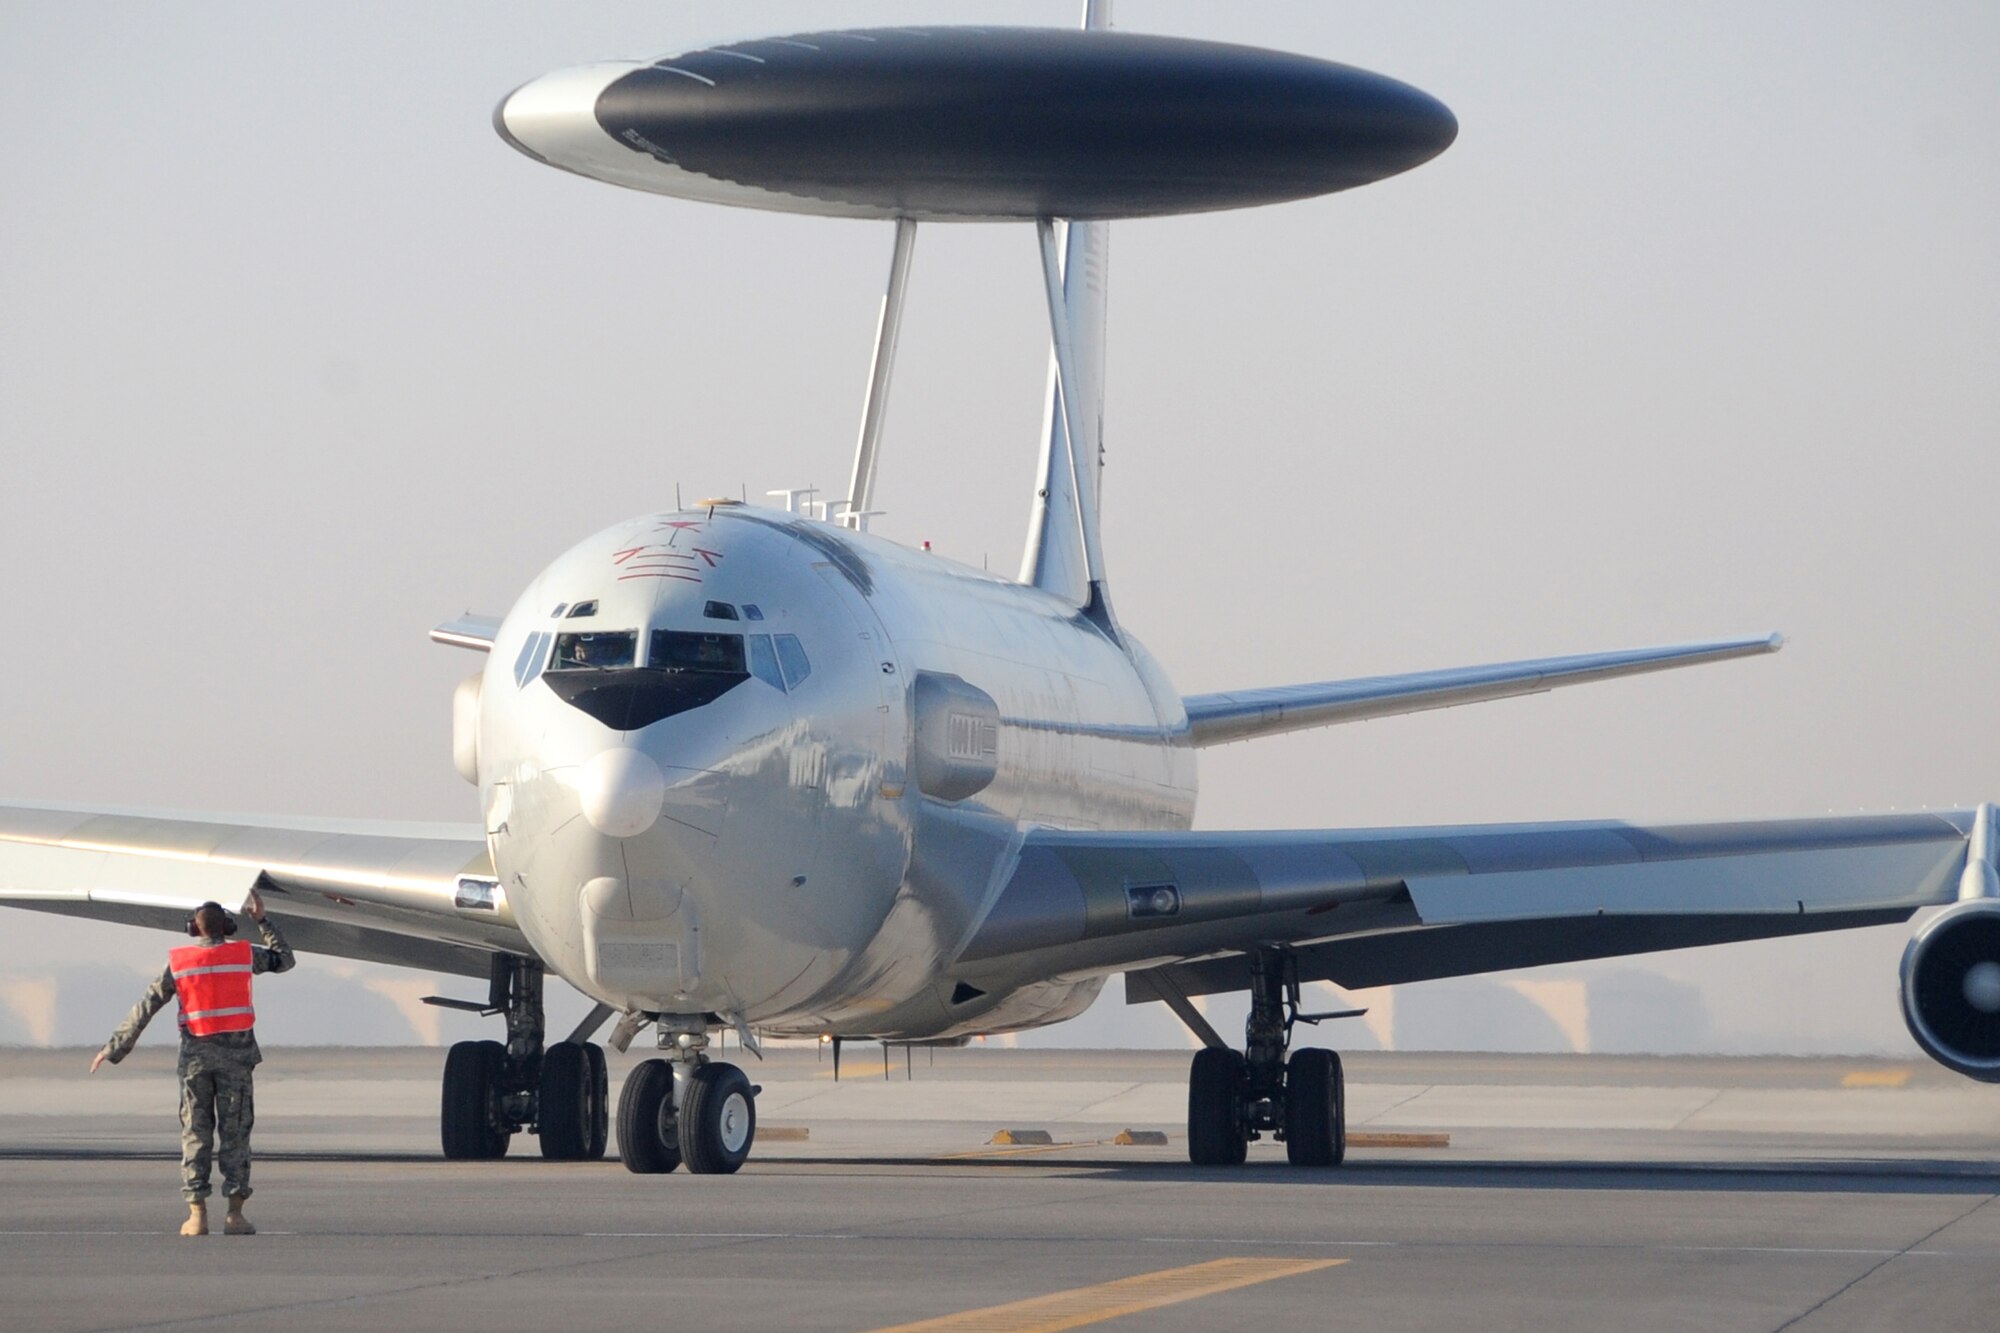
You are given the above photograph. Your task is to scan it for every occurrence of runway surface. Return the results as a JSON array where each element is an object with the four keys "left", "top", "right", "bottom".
[{"left": 4, "top": 1046, "right": 1997, "bottom": 1331}]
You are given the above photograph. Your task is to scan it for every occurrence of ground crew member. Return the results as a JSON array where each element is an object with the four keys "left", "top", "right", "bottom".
[{"left": 90, "top": 889, "right": 294, "bottom": 1236}]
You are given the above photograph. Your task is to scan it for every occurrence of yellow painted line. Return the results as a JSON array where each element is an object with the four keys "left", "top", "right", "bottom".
[
  {"left": 1842, "top": 1069, "right": 1912, "bottom": 1088},
  {"left": 1349, "top": 1131, "right": 1450, "bottom": 1149},
  {"left": 866, "top": 1256, "right": 1346, "bottom": 1333},
  {"left": 936, "top": 1141, "right": 1084, "bottom": 1161}
]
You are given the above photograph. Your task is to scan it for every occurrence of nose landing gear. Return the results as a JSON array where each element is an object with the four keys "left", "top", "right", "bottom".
[
  {"left": 615, "top": 1020, "right": 759, "bottom": 1175},
  {"left": 1182, "top": 947, "right": 1350, "bottom": 1167}
]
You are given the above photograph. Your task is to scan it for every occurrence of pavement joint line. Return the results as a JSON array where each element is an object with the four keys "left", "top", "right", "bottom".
[
  {"left": 7, "top": 1229, "right": 1976, "bottom": 1259},
  {"left": 1142, "top": 1236, "right": 1398, "bottom": 1248},
  {"left": 1064, "top": 1083, "right": 1145, "bottom": 1120},
  {"left": 1770, "top": 1190, "right": 1998, "bottom": 1331},
  {"left": 863, "top": 1256, "right": 1346, "bottom": 1333},
  {"left": 92, "top": 1221, "right": 877, "bottom": 1331},
  {"left": 845, "top": 1174, "right": 1193, "bottom": 1246},
  {"left": 1138, "top": 1236, "right": 1977, "bottom": 1259},
  {"left": 582, "top": 1231, "right": 859, "bottom": 1239},
  {"left": 1659, "top": 1245, "right": 1949, "bottom": 1257},
  {"left": 0, "top": 1230, "right": 302, "bottom": 1237},
  {"left": 1668, "top": 1086, "right": 1726, "bottom": 1130},
  {"left": 1357, "top": 1084, "right": 1431, "bottom": 1122}
]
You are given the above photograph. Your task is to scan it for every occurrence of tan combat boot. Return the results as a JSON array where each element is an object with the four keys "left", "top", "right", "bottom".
[
  {"left": 223, "top": 1195, "right": 255, "bottom": 1236},
  {"left": 179, "top": 1201, "right": 208, "bottom": 1236}
]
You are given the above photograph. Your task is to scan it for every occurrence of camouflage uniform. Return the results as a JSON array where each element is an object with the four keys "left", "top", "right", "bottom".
[{"left": 98, "top": 916, "right": 295, "bottom": 1203}]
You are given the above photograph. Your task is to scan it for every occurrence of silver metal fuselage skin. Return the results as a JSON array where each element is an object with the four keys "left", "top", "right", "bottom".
[{"left": 478, "top": 508, "right": 1194, "bottom": 1040}]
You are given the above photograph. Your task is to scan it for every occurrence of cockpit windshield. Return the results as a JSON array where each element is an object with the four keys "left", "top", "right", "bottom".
[
  {"left": 650, "top": 630, "right": 745, "bottom": 673},
  {"left": 552, "top": 630, "right": 637, "bottom": 669},
  {"left": 540, "top": 627, "right": 751, "bottom": 730}
]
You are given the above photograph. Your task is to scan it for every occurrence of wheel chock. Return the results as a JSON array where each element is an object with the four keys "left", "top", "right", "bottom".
[
  {"left": 1112, "top": 1129, "right": 1169, "bottom": 1145},
  {"left": 989, "top": 1129, "right": 1055, "bottom": 1145}
]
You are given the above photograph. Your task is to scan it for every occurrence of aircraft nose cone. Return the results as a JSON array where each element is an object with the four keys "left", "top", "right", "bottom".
[{"left": 576, "top": 747, "right": 666, "bottom": 838}]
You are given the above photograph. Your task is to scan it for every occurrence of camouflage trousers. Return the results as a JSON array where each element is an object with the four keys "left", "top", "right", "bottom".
[{"left": 179, "top": 1060, "right": 255, "bottom": 1203}]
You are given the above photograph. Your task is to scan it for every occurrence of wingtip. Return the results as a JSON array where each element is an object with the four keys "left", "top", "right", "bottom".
[{"left": 1766, "top": 632, "right": 1787, "bottom": 652}]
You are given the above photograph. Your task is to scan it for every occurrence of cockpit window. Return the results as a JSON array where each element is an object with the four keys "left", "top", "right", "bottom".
[
  {"left": 703, "top": 600, "right": 739, "bottom": 621},
  {"left": 540, "top": 629, "right": 750, "bottom": 730},
  {"left": 552, "top": 630, "right": 637, "bottom": 669},
  {"left": 513, "top": 630, "right": 551, "bottom": 688},
  {"left": 746, "top": 634, "right": 783, "bottom": 690},
  {"left": 774, "top": 634, "right": 812, "bottom": 689},
  {"left": 549, "top": 603, "right": 568, "bottom": 619},
  {"left": 566, "top": 600, "right": 599, "bottom": 619},
  {"left": 650, "top": 630, "right": 745, "bottom": 673}
]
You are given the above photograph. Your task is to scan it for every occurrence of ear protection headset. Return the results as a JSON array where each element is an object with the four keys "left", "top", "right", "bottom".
[{"left": 183, "top": 901, "right": 238, "bottom": 938}]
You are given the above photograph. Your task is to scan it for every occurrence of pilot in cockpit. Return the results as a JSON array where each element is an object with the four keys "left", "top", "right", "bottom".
[{"left": 553, "top": 631, "right": 636, "bottom": 670}]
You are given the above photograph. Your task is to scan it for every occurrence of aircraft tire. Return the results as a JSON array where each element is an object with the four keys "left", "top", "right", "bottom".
[
  {"left": 537, "top": 1040, "right": 590, "bottom": 1160},
  {"left": 679, "top": 1062, "right": 756, "bottom": 1175},
  {"left": 1187, "top": 1047, "right": 1248, "bottom": 1166},
  {"left": 1284, "top": 1048, "right": 1346, "bottom": 1167},
  {"left": 583, "top": 1042, "right": 610, "bottom": 1160},
  {"left": 441, "top": 1039, "right": 511, "bottom": 1161},
  {"left": 616, "top": 1058, "right": 681, "bottom": 1174}
]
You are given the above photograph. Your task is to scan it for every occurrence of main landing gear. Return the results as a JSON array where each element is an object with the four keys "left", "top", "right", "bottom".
[
  {"left": 616, "top": 1018, "right": 759, "bottom": 1176},
  {"left": 439, "top": 954, "right": 610, "bottom": 1161},
  {"left": 1183, "top": 948, "right": 1347, "bottom": 1167}
]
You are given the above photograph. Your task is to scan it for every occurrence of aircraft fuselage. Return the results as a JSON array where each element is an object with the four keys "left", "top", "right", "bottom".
[{"left": 478, "top": 506, "right": 1195, "bottom": 1040}]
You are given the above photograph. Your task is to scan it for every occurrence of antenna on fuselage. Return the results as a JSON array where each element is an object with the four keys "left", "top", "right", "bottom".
[{"left": 839, "top": 217, "right": 916, "bottom": 530}]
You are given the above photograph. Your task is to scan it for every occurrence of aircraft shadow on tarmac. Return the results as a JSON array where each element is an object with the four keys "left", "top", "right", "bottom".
[
  {"left": 14, "top": 1147, "right": 1998, "bottom": 1196},
  {"left": 801, "top": 1156, "right": 2000, "bottom": 1195}
]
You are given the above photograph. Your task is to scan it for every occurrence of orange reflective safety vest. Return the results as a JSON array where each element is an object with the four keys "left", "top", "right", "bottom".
[{"left": 168, "top": 939, "right": 256, "bottom": 1037}]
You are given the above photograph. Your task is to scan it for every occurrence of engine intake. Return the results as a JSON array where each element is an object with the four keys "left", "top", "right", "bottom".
[{"left": 1900, "top": 898, "right": 2000, "bottom": 1082}]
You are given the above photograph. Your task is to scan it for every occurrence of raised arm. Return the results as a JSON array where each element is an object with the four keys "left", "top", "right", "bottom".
[{"left": 245, "top": 888, "right": 295, "bottom": 975}]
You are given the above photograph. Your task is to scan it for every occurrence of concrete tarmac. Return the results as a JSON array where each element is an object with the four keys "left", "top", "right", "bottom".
[{"left": 3, "top": 1046, "right": 1997, "bottom": 1332}]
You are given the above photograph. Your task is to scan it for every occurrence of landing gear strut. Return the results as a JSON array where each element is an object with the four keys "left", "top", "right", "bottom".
[
  {"left": 1184, "top": 947, "right": 1347, "bottom": 1167},
  {"left": 616, "top": 1018, "right": 759, "bottom": 1175},
  {"left": 439, "top": 953, "right": 609, "bottom": 1161}
]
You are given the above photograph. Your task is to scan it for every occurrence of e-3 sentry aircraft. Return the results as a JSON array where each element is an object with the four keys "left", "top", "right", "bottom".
[{"left": 6, "top": 12, "right": 1999, "bottom": 1175}]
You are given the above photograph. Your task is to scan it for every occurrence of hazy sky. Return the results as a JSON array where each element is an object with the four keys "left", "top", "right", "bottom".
[{"left": 4, "top": 2, "right": 1998, "bottom": 1055}]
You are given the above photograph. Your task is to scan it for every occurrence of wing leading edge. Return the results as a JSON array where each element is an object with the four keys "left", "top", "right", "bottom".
[
  {"left": 431, "top": 614, "right": 502, "bottom": 652},
  {"left": 0, "top": 801, "right": 522, "bottom": 977},
  {"left": 950, "top": 810, "right": 1974, "bottom": 1000},
  {"left": 1182, "top": 633, "right": 1784, "bottom": 747}
]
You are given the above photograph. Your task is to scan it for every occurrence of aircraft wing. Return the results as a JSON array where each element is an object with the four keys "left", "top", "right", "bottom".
[
  {"left": 0, "top": 801, "right": 522, "bottom": 977},
  {"left": 1182, "top": 633, "right": 1784, "bottom": 747},
  {"left": 431, "top": 614, "right": 502, "bottom": 652},
  {"left": 952, "top": 811, "right": 1976, "bottom": 1001}
]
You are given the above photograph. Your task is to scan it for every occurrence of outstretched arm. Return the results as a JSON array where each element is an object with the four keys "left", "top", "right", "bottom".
[{"left": 92, "top": 966, "right": 174, "bottom": 1071}]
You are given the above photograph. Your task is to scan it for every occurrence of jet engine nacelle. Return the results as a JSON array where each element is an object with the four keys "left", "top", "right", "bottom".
[{"left": 1900, "top": 898, "right": 2000, "bottom": 1082}]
